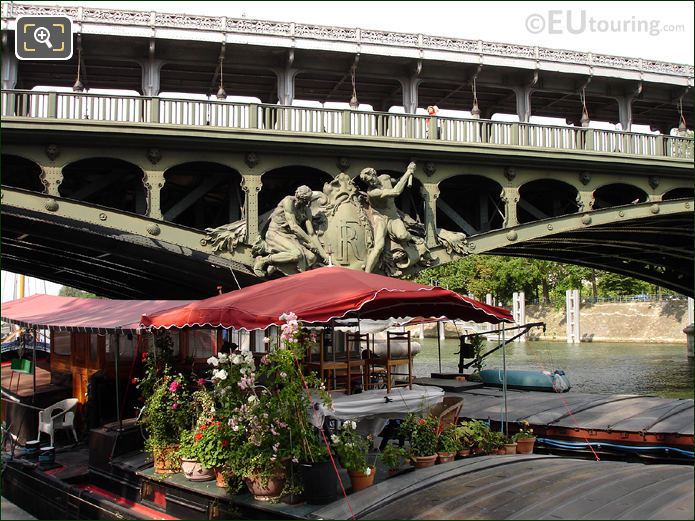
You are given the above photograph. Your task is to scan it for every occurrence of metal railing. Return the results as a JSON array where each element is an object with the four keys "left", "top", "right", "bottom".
[{"left": 2, "top": 89, "right": 693, "bottom": 160}]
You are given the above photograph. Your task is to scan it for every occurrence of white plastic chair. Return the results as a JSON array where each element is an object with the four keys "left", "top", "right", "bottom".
[{"left": 36, "top": 398, "right": 79, "bottom": 446}]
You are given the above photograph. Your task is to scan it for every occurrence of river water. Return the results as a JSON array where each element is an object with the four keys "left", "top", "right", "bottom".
[{"left": 414, "top": 338, "right": 694, "bottom": 399}]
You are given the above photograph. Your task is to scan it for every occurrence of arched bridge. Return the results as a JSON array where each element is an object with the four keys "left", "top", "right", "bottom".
[{"left": 1, "top": 3, "right": 693, "bottom": 297}]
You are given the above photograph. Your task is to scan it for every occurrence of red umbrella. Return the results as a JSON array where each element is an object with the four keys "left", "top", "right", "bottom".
[{"left": 140, "top": 266, "right": 512, "bottom": 330}]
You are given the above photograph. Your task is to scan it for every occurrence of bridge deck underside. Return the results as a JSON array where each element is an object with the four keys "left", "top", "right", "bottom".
[
  {"left": 491, "top": 213, "right": 694, "bottom": 296},
  {"left": 1, "top": 209, "right": 259, "bottom": 299}
]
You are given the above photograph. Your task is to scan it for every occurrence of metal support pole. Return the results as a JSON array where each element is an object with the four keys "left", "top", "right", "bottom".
[
  {"left": 32, "top": 326, "right": 37, "bottom": 404},
  {"left": 437, "top": 320, "right": 442, "bottom": 374},
  {"left": 501, "top": 326, "right": 507, "bottom": 436},
  {"left": 114, "top": 333, "right": 122, "bottom": 431}
]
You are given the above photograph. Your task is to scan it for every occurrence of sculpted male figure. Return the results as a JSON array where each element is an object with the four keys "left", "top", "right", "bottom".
[
  {"left": 253, "top": 185, "right": 328, "bottom": 276},
  {"left": 359, "top": 161, "right": 417, "bottom": 273}
]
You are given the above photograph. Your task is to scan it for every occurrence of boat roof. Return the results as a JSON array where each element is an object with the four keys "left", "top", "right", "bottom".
[
  {"left": 458, "top": 387, "right": 694, "bottom": 435},
  {"left": 1, "top": 294, "right": 192, "bottom": 333},
  {"left": 312, "top": 455, "right": 694, "bottom": 519}
]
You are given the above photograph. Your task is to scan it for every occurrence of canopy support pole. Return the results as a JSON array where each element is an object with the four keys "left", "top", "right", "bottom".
[
  {"left": 32, "top": 326, "right": 37, "bottom": 404},
  {"left": 501, "top": 325, "right": 508, "bottom": 436},
  {"left": 437, "top": 320, "right": 442, "bottom": 374},
  {"left": 114, "top": 332, "right": 123, "bottom": 431}
]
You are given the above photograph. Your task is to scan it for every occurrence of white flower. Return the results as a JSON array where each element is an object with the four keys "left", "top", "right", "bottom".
[
  {"left": 247, "top": 395, "right": 258, "bottom": 403},
  {"left": 231, "top": 354, "right": 242, "bottom": 365},
  {"left": 351, "top": 421, "right": 357, "bottom": 430},
  {"left": 207, "top": 356, "right": 219, "bottom": 367},
  {"left": 218, "top": 352, "right": 229, "bottom": 362},
  {"left": 215, "top": 369, "right": 228, "bottom": 381},
  {"left": 364, "top": 467, "right": 371, "bottom": 476},
  {"left": 263, "top": 337, "right": 270, "bottom": 344},
  {"left": 331, "top": 434, "right": 339, "bottom": 444}
]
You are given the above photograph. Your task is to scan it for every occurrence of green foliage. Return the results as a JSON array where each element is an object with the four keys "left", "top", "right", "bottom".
[
  {"left": 379, "top": 443, "right": 407, "bottom": 470},
  {"left": 141, "top": 374, "right": 193, "bottom": 451},
  {"left": 437, "top": 423, "right": 461, "bottom": 453},
  {"left": 191, "top": 420, "right": 236, "bottom": 470},
  {"left": 418, "top": 255, "right": 664, "bottom": 305},
  {"left": 177, "top": 429, "right": 197, "bottom": 459},
  {"left": 458, "top": 420, "right": 493, "bottom": 452},
  {"left": 400, "top": 414, "right": 439, "bottom": 457},
  {"left": 59, "top": 286, "right": 98, "bottom": 298},
  {"left": 332, "top": 420, "right": 371, "bottom": 473},
  {"left": 512, "top": 420, "right": 535, "bottom": 442},
  {"left": 469, "top": 335, "right": 486, "bottom": 374}
]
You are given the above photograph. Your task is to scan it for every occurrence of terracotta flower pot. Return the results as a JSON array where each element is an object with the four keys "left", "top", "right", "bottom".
[
  {"left": 181, "top": 457, "right": 214, "bottom": 482},
  {"left": 496, "top": 447, "right": 506, "bottom": 455},
  {"left": 515, "top": 437, "right": 536, "bottom": 454},
  {"left": 458, "top": 447, "right": 472, "bottom": 458},
  {"left": 414, "top": 454, "right": 438, "bottom": 468},
  {"left": 153, "top": 444, "right": 180, "bottom": 475},
  {"left": 244, "top": 470, "right": 286, "bottom": 501},
  {"left": 437, "top": 451, "right": 456, "bottom": 464},
  {"left": 214, "top": 467, "right": 229, "bottom": 488},
  {"left": 473, "top": 447, "right": 486, "bottom": 455},
  {"left": 504, "top": 443, "right": 517, "bottom": 455},
  {"left": 388, "top": 468, "right": 400, "bottom": 477},
  {"left": 348, "top": 467, "right": 375, "bottom": 492}
]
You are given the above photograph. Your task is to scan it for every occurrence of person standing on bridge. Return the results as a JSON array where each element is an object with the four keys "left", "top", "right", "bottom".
[{"left": 359, "top": 162, "right": 417, "bottom": 273}]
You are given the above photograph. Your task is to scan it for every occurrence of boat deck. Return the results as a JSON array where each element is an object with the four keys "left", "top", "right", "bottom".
[{"left": 452, "top": 386, "right": 694, "bottom": 436}]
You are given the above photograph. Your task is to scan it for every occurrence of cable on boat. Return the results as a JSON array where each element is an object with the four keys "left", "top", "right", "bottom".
[
  {"left": 293, "top": 356, "right": 355, "bottom": 520},
  {"left": 530, "top": 349, "right": 601, "bottom": 461}
]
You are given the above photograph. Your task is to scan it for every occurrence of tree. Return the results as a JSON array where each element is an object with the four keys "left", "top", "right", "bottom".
[{"left": 59, "top": 286, "right": 98, "bottom": 298}]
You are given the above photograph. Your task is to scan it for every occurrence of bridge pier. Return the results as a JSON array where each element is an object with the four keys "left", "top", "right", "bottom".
[
  {"left": 39, "top": 166, "right": 63, "bottom": 197},
  {"left": 566, "top": 289, "right": 581, "bottom": 343},
  {"left": 420, "top": 181, "right": 440, "bottom": 248},
  {"left": 501, "top": 186, "right": 520, "bottom": 227},
  {"left": 143, "top": 170, "right": 165, "bottom": 220},
  {"left": 241, "top": 173, "right": 263, "bottom": 244}
]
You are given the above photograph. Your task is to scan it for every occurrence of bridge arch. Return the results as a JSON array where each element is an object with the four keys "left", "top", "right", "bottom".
[
  {"left": 60, "top": 158, "right": 146, "bottom": 214},
  {"left": 663, "top": 187, "right": 694, "bottom": 200},
  {"left": 518, "top": 179, "right": 578, "bottom": 224},
  {"left": 436, "top": 175, "right": 504, "bottom": 234},
  {"left": 593, "top": 183, "right": 648, "bottom": 209},
  {"left": 161, "top": 162, "right": 243, "bottom": 230},
  {"left": 1, "top": 154, "right": 44, "bottom": 192},
  {"left": 259, "top": 166, "right": 333, "bottom": 217}
]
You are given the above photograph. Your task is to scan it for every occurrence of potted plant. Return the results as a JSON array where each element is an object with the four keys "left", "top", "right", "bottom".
[
  {"left": 401, "top": 414, "right": 439, "bottom": 468},
  {"left": 332, "top": 420, "right": 375, "bottom": 492},
  {"left": 140, "top": 373, "right": 192, "bottom": 474},
  {"left": 512, "top": 421, "right": 536, "bottom": 454},
  {"left": 455, "top": 423, "right": 474, "bottom": 457},
  {"left": 503, "top": 436, "right": 518, "bottom": 455},
  {"left": 437, "top": 423, "right": 460, "bottom": 463},
  {"left": 492, "top": 431, "right": 507, "bottom": 455},
  {"left": 178, "top": 429, "right": 214, "bottom": 482},
  {"left": 192, "top": 419, "right": 237, "bottom": 487},
  {"left": 380, "top": 443, "right": 407, "bottom": 477}
]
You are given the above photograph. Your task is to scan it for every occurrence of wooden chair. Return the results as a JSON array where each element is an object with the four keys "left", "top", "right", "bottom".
[
  {"left": 344, "top": 332, "right": 369, "bottom": 392},
  {"left": 430, "top": 396, "right": 464, "bottom": 427},
  {"left": 305, "top": 328, "right": 352, "bottom": 394},
  {"left": 368, "top": 331, "right": 413, "bottom": 393}
]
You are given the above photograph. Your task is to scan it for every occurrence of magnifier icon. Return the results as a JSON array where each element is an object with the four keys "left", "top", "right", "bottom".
[{"left": 33, "top": 26, "right": 53, "bottom": 49}]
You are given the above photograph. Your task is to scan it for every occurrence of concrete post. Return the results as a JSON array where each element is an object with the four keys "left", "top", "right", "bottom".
[
  {"left": 512, "top": 291, "right": 526, "bottom": 342},
  {"left": 485, "top": 294, "right": 493, "bottom": 332},
  {"left": 565, "top": 289, "right": 581, "bottom": 343},
  {"left": 419, "top": 323, "right": 425, "bottom": 339},
  {"left": 141, "top": 59, "right": 163, "bottom": 97},
  {"left": 143, "top": 170, "right": 166, "bottom": 220},
  {"left": 687, "top": 298, "right": 694, "bottom": 359},
  {"left": 438, "top": 321, "right": 445, "bottom": 341},
  {"left": 514, "top": 86, "right": 532, "bottom": 123},
  {"left": 617, "top": 95, "right": 633, "bottom": 132},
  {"left": 1, "top": 47, "right": 18, "bottom": 90},
  {"left": 276, "top": 68, "right": 297, "bottom": 106},
  {"left": 241, "top": 173, "right": 263, "bottom": 244},
  {"left": 401, "top": 76, "right": 420, "bottom": 114},
  {"left": 40, "top": 166, "right": 63, "bottom": 197}
]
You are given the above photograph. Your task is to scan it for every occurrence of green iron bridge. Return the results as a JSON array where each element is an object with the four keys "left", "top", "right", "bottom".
[
  {"left": 0, "top": 3, "right": 693, "bottom": 298},
  {"left": 1, "top": 90, "right": 693, "bottom": 298}
]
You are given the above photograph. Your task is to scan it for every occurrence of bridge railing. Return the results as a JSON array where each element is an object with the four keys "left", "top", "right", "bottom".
[{"left": 2, "top": 89, "right": 692, "bottom": 160}]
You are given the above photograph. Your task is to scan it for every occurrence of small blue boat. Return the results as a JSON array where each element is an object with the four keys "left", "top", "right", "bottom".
[{"left": 480, "top": 368, "right": 571, "bottom": 392}]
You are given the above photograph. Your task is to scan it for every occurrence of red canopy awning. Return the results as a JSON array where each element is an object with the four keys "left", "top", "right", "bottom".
[
  {"left": 1, "top": 294, "right": 192, "bottom": 332},
  {"left": 140, "top": 266, "right": 512, "bottom": 330}
]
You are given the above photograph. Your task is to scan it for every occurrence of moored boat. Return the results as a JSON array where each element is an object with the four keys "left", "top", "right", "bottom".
[{"left": 480, "top": 368, "right": 571, "bottom": 392}]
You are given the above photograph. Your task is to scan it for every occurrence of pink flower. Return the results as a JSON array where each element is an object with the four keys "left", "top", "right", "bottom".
[
  {"left": 197, "top": 378, "right": 206, "bottom": 386},
  {"left": 172, "top": 403, "right": 178, "bottom": 410},
  {"left": 260, "top": 354, "right": 270, "bottom": 365},
  {"left": 168, "top": 381, "right": 180, "bottom": 393}
]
